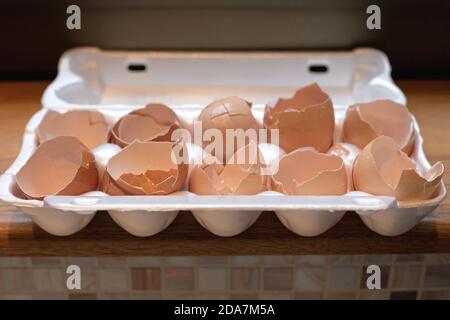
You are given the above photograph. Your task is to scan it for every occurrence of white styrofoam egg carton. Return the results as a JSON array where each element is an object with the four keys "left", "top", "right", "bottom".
[{"left": 0, "top": 47, "right": 446, "bottom": 237}]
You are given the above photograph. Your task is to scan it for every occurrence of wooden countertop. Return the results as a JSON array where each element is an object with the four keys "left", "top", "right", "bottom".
[{"left": 0, "top": 80, "right": 449, "bottom": 256}]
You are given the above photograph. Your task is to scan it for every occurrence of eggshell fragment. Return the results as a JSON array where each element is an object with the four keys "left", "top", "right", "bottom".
[
  {"left": 263, "top": 83, "right": 335, "bottom": 153},
  {"left": 343, "top": 100, "right": 415, "bottom": 154},
  {"left": 16, "top": 136, "right": 99, "bottom": 200},
  {"left": 102, "top": 141, "right": 188, "bottom": 195},
  {"left": 271, "top": 148, "right": 347, "bottom": 195},
  {"left": 37, "top": 110, "right": 109, "bottom": 149},
  {"left": 353, "top": 136, "right": 444, "bottom": 201},
  {"left": 198, "top": 96, "right": 260, "bottom": 163},
  {"left": 327, "top": 143, "right": 360, "bottom": 191},
  {"left": 189, "top": 143, "right": 267, "bottom": 195},
  {"left": 110, "top": 104, "right": 181, "bottom": 147}
]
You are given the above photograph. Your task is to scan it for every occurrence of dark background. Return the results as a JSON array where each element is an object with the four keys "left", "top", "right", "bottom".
[{"left": 1, "top": 0, "right": 449, "bottom": 80}]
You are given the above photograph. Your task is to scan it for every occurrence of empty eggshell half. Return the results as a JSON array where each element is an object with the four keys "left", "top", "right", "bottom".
[
  {"left": 110, "top": 104, "right": 181, "bottom": 147},
  {"left": 353, "top": 136, "right": 444, "bottom": 201},
  {"left": 102, "top": 141, "right": 188, "bottom": 195},
  {"left": 189, "top": 143, "right": 268, "bottom": 195},
  {"left": 343, "top": 100, "right": 415, "bottom": 154},
  {"left": 327, "top": 143, "right": 360, "bottom": 191},
  {"left": 271, "top": 148, "right": 347, "bottom": 195},
  {"left": 263, "top": 83, "right": 335, "bottom": 153},
  {"left": 198, "top": 96, "right": 260, "bottom": 163},
  {"left": 37, "top": 110, "right": 109, "bottom": 149},
  {"left": 16, "top": 136, "right": 99, "bottom": 200}
]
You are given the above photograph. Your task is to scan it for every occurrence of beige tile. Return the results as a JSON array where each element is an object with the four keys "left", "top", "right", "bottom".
[
  {"left": 294, "top": 292, "right": 323, "bottom": 300},
  {"left": 358, "top": 290, "right": 390, "bottom": 300},
  {"left": 230, "top": 293, "right": 259, "bottom": 299},
  {"left": 127, "top": 257, "right": 163, "bottom": 267},
  {"left": 230, "top": 256, "right": 261, "bottom": 266},
  {"left": 420, "top": 290, "right": 450, "bottom": 300},
  {"left": 1, "top": 294, "right": 34, "bottom": 300},
  {"left": 424, "top": 265, "right": 450, "bottom": 288},
  {"left": 198, "top": 268, "right": 227, "bottom": 291},
  {"left": 263, "top": 256, "right": 293, "bottom": 266},
  {"left": 231, "top": 268, "right": 259, "bottom": 291},
  {"left": 327, "top": 255, "right": 355, "bottom": 265},
  {"left": 0, "top": 269, "right": 34, "bottom": 292},
  {"left": 396, "top": 254, "right": 424, "bottom": 263},
  {"left": 390, "top": 265, "right": 422, "bottom": 289},
  {"left": 129, "top": 292, "right": 162, "bottom": 300},
  {"left": 33, "top": 269, "right": 65, "bottom": 292},
  {"left": 32, "top": 293, "right": 68, "bottom": 300},
  {"left": 360, "top": 265, "right": 390, "bottom": 289},
  {"left": 31, "top": 258, "right": 62, "bottom": 267},
  {"left": 130, "top": 268, "right": 161, "bottom": 291},
  {"left": 263, "top": 268, "right": 293, "bottom": 290},
  {"left": 98, "top": 269, "right": 129, "bottom": 292},
  {"left": 424, "top": 254, "right": 450, "bottom": 264},
  {"left": 259, "top": 292, "right": 293, "bottom": 299},
  {"left": 64, "top": 257, "right": 97, "bottom": 267},
  {"left": 295, "top": 256, "right": 326, "bottom": 267},
  {"left": 97, "top": 257, "right": 128, "bottom": 268},
  {"left": 363, "top": 255, "right": 394, "bottom": 265},
  {"left": 196, "top": 257, "right": 228, "bottom": 266},
  {"left": 325, "top": 292, "right": 356, "bottom": 300},
  {"left": 196, "top": 293, "right": 229, "bottom": 299},
  {"left": 162, "top": 292, "right": 195, "bottom": 299},
  {"left": 294, "top": 267, "right": 325, "bottom": 292},
  {"left": 98, "top": 293, "right": 131, "bottom": 299},
  {"left": 69, "top": 293, "right": 97, "bottom": 300},
  {"left": 164, "top": 257, "right": 194, "bottom": 266},
  {"left": 164, "top": 267, "right": 194, "bottom": 290},
  {"left": 328, "top": 266, "right": 359, "bottom": 292},
  {"left": 0, "top": 258, "right": 30, "bottom": 267}
]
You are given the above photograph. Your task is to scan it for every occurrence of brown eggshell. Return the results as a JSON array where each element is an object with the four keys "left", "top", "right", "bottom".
[
  {"left": 343, "top": 100, "right": 415, "bottom": 155},
  {"left": 37, "top": 110, "right": 109, "bottom": 149},
  {"left": 327, "top": 143, "right": 360, "bottom": 191},
  {"left": 103, "top": 141, "right": 188, "bottom": 195},
  {"left": 271, "top": 148, "right": 347, "bottom": 195},
  {"left": 16, "top": 136, "right": 99, "bottom": 200},
  {"left": 110, "top": 104, "right": 181, "bottom": 147},
  {"left": 189, "top": 143, "right": 267, "bottom": 195},
  {"left": 353, "top": 136, "right": 443, "bottom": 201},
  {"left": 198, "top": 96, "right": 260, "bottom": 163},
  {"left": 263, "top": 83, "right": 334, "bottom": 153}
]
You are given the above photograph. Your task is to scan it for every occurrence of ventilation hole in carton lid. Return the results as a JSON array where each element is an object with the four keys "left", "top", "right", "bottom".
[
  {"left": 308, "top": 64, "right": 328, "bottom": 73},
  {"left": 127, "top": 63, "right": 147, "bottom": 72}
]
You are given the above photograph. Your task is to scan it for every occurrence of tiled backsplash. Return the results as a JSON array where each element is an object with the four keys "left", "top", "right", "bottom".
[{"left": 0, "top": 254, "right": 449, "bottom": 300}]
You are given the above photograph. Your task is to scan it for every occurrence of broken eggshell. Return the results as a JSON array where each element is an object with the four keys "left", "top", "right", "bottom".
[
  {"left": 110, "top": 104, "right": 181, "bottom": 147},
  {"left": 343, "top": 99, "right": 415, "bottom": 155},
  {"left": 189, "top": 143, "right": 268, "bottom": 195},
  {"left": 353, "top": 136, "right": 444, "bottom": 201},
  {"left": 327, "top": 142, "right": 360, "bottom": 191},
  {"left": 16, "top": 136, "right": 99, "bottom": 200},
  {"left": 102, "top": 141, "right": 188, "bottom": 195},
  {"left": 271, "top": 147, "right": 347, "bottom": 195},
  {"left": 37, "top": 110, "right": 109, "bottom": 149},
  {"left": 263, "top": 83, "right": 335, "bottom": 153},
  {"left": 198, "top": 96, "right": 260, "bottom": 163}
]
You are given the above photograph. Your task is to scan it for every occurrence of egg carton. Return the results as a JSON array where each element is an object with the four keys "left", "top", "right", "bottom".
[{"left": 0, "top": 47, "right": 446, "bottom": 237}]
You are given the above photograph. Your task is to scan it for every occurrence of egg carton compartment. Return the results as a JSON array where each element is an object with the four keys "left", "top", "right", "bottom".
[{"left": 0, "top": 47, "right": 446, "bottom": 237}]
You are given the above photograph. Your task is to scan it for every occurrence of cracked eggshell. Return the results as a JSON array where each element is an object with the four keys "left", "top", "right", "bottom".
[
  {"left": 327, "top": 142, "right": 360, "bottom": 191},
  {"left": 353, "top": 136, "right": 444, "bottom": 201},
  {"left": 198, "top": 96, "right": 260, "bottom": 163},
  {"left": 102, "top": 141, "right": 188, "bottom": 195},
  {"left": 37, "top": 110, "right": 109, "bottom": 149},
  {"left": 189, "top": 143, "right": 268, "bottom": 195},
  {"left": 110, "top": 104, "right": 181, "bottom": 147},
  {"left": 263, "top": 83, "right": 334, "bottom": 153},
  {"left": 16, "top": 136, "right": 99, "bottom": 200},
  {"left": 271, "top": 147, "right": 347, "bottom": 195},
  {"left": 343, "top": 99, "right": 415, "bottom": 155}
]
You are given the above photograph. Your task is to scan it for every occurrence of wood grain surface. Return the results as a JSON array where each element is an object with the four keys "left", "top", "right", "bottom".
[{"left": 0, "top": 80, "right": 449, "bottom": 256}]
